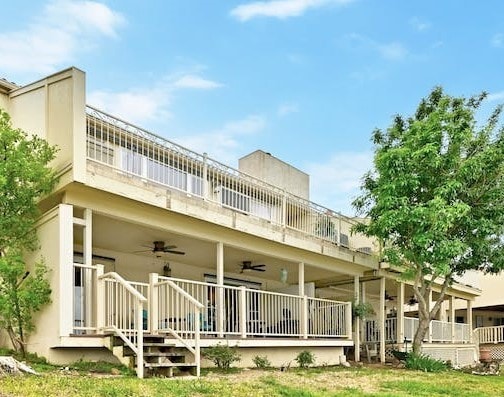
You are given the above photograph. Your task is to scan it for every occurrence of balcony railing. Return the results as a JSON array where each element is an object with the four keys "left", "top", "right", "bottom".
[
  {"left": 475, "top": 325, "right": 504, "bottom": 344},
  {"left": 364, "top": 317, "right": 471, "bottom": 344},
  {"left": 85, "top": 105, "right": 375, "bottom": 253},
  {"left": 154, "top": 276, "right": 352, "bottom": 339}
]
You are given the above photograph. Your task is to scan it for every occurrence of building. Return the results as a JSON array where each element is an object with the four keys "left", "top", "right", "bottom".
[{"left": 0, "top": 67, "right": 481, "bottom": 377}]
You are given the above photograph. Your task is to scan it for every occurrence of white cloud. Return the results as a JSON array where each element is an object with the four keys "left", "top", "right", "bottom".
[
  {"left": 306, "top": 151, "right": 373, "bottom": 216},
  {"left": 88, "top": 86, "right": 172, "bottom": 125},
  {"left": 344, "top": 33, "right": 408, "bottom": 61},
  {"left": 230, "top": 0, "right": 354, "bottom": 22},
  {"left": 88, "top": 71, "right": 223, "bottom": 124},
  {"left": 378, "top": 42, "right": 408, "bottom": 61},
  {"left": 409, "top": 17, "right": 430, "bottom": 32},
  {"left": 491, "top": 33, "right": 503, "bottom": 48},
  {"left": 173, "top": 75, "right": 223, "bottom": 90},
  {"left": 277, "top": 103, "right": 299, "bottom": 117},
  {"left": 172, "top": 115, "right": 266, "bottom": 164},
  {"left": 0, "top": 0, "right": 125, "bottom": 77},
  {"left": 486, "top": 91, "right": 504, "bottom": 102}
]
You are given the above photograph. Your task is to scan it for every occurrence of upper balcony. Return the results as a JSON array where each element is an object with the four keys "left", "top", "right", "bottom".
[{"left": 84, "top": 105, "right": 378, "bottom": 262}]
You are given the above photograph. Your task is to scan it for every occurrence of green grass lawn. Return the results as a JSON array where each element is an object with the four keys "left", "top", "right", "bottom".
[{"left": 0, "top": 363, "right": 503, "bottom": 397}]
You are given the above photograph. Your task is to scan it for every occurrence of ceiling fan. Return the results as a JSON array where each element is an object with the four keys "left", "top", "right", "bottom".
[
  {"left": 385, "top": 291, "right": 396, "bottom": 301},
  {"left": 135, "top": 241, "right": 185, "bottom": 256},
  {"left": 408, "top": 295, "right": 419, "bottom": 305},
  {"left": 240, "top": 261, "right": 265, "bottom": 273}
]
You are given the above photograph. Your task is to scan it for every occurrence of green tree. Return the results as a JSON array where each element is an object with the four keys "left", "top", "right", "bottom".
[
  {"left": 353, "top": 87, "right": 504, "bottom": 352},
  {"left": 0, "top": 108, "right": 58, "bottom": 355}
]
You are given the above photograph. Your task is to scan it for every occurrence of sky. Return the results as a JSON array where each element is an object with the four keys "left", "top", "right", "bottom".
[{"left": 1, "top": 0, "right": 504, "bottom": 216}]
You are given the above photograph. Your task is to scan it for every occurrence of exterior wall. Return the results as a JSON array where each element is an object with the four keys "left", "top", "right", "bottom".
[
  {"left": 202, "top": 346, "right": 345, "bottom": 368},
  {"left": 239, "top": 150, "right": 310, "bottom": 200},
  {"left": 471, "top": 273, "right": 502, "bottom": 308},
  {"left": 7, "top": 67, "right": 86, "bottom": 184},
  {"left": 22, "top": 206, "right": 64, "bottom": 361},
  {"left": 0, "top": 92, "right": 10, "bottom": 111}
]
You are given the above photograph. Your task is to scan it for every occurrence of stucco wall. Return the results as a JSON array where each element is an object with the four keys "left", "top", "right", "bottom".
[
  {"left": 22, "top": 207, "right": 63, "bottom": 360},
  {"left": 7, "top": 67, "right": 86, "bottom": 183},
  {"left": 239, "top": 150, "right": 310, "bottom": 200}
]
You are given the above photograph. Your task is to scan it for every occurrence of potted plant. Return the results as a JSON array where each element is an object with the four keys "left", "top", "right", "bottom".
[{"left": 352, "top": 301, "right": 375, "bottom": 320}]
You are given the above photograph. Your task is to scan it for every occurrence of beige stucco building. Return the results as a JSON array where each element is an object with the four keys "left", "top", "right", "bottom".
[{"left": 0, "top": 67, "right": 484, "bottom": 377}]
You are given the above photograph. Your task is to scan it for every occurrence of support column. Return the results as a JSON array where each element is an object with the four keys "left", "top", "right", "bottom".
[
  {"left": 354, "top": 275, "right": 360, "bottom": 362},
  {"left": 216, "top": 242, "right": 225, "bottom": 337},
  {"left": 450, "top": 296, "right": 455, "bottom": 343},
  {"left": 95, "top": 264, "right": 104, "bottom": 332},
  {"left": 298, "top": 263, "right": 308, "bottom": 339},
  {"left": 467, "top": 300, "right": 473, "bottom": 343},
  {"left": 428, "top": 290, "right": 433, "bottom": 343},
  {"left": 361, "top": 282, "right": 367, "bottom": 346},
  {"left": 59, "top": 204, "right": 74, "bottom": 337},
  {"left": 83, "top": 209, "right": 93, "bottom": 331},
  {"left": 379, "top": 277, "right": 386, "bottom": 363},
  {"left": 149, "top": 273, "right": 159, "bottom": 334},
  {"left": 397, "top": 282, "right": 405, "bottom": 345}
]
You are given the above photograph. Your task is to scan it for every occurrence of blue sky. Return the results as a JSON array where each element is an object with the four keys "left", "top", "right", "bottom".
[{"left": 1, "top": 0, "right": 504, "bottom": 216}]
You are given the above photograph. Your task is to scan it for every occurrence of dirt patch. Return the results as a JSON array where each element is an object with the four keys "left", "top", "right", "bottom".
[{"left": 203, "top": 365, "right": 386, "bottom": 394}]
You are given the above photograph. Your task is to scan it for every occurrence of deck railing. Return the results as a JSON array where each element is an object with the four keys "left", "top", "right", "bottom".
[
  {"left": 364, "top": 317, "right": 471, "bottom": 344},
  {"left": 85, "top": 105, "right": 375, "bottom": 253},
  {"left": 151, "top": 274, "right": 203, "bottom": 377},
  {"left": 154, "top": 276, "right": 351, "bottom": 339},
  {"left": 475, "top": 325, "right": 504, "bottom": 344},
  {"left": 99, "top": 271, "right": 147, "bottom": 378}
]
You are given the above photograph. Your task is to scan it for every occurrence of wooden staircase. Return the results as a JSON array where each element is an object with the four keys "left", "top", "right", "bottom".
[{"left": 108, "top": 334, "right": 198, "bottom": 378}]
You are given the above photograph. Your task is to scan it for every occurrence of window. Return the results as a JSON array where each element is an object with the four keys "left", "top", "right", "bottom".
[
  {"left": 121, "top": 148, "right": 143, "bottom": 175},
  {"left": 217, "top": 186, "right": 250, "bottom": 213}
]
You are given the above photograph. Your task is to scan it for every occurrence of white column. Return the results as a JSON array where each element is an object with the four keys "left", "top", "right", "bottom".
[
  {"left": 354, "top": 275, "right": 360, "bottom": 362},
  {"left": 149, "top": 273, "right": 159, "bottom": 334},
  {"left": 298, "top": 262, "right": 308, "bottom": 339},
  {"left": 239, "top": 286, "right": 247, "bottom": 338},
  {"left": 216, "top": 242, "right": 225, "bottom": 337},
  {"left": 95, "top": 264, "right": 104, "bottom": 332},
  {"left": 361, "top": 282, "right": 367, "bottom": 345},
  {"left": 298, "top": 262, "right": 305, "bottom": 296},
  {"left": 467, "top": 300, "right": 473, "bottom": 343},
  {"left": 397, "top": 282, "right": 405, "bottom": 345},
  {"left": 428, "top": 290, "right": 433, "bottom": 343},
  {"left": 83, "top": 209, "right": 93, "bottom": 331},
  {"left": 450, "top": 295, "right": 455, "bottom": 343},
  {"left": 379, "top": 277, "right": 386, "bottom": 363},
  {"left": 59, "top": 204, "right": 74, "bottom": 337}
]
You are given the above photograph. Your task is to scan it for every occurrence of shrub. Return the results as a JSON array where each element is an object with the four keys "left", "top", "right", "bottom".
[
  {"left": 405, "top": 352, "right": 448, "bottom": 373},
  {"left": 295, "top": 350, "right": 315, "bottom": 368},
  {"left": 252, "top": 355, "right": 271, "bottom": 369},
  {"left": 203, "top": 343, "right": 241, "bottom": 370}
]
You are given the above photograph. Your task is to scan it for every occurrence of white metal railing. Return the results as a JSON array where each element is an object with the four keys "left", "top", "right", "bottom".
[
  {"left": 100, "top": 271, "right": 147, "bottom": 378},
  {"left": 85, "top": 105, "right": 375, "bottom": 253},
  {"left": 152, "top": 275, "right": 204, "bottom": 377},
  {"left": 475, "top": 325, "right": 504, "bottom": 344},
  {"left": 73, "top": 263, "right": 98, "bottom": 334},
  {"left": 364, "top": 317, "right": 471, "bottom": 344},
  {"left": 153, "top": 277, "right": 350, "bottom": 339}
]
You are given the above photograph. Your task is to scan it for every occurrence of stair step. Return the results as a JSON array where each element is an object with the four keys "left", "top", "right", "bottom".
[
  {"left": 144, "top": 362, "right": 196, "bottom": 368},
  {"left": 143, "top": 352, "right": 185, "bottom": 357},
  {"left": 143, "top": 342, "right": 176, "bottom": 348}
]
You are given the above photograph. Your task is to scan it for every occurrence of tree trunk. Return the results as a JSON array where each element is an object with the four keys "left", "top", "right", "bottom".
[{"left": 412, "top": 317, "right": 430, "bottom": 353}]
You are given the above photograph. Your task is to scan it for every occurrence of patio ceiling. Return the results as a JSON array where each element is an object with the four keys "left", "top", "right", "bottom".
[{"left": 75, "top": 213, "right": 348, "bottom": 284}]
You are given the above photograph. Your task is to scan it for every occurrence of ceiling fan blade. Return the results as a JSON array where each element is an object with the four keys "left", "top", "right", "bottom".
[
  {"left": 165, "top": 250, "right": 185, "bottom": 255},
  {"left": 133, "top": 249, "right": 151, "bottom": 253},
  {"left": 163, "top": 245, "right": 177, "bottom": 250},
  {"left": 252, "top": 264, "right": 265, "bottom": 268},
  {"left": 253, "top": 268, "right": 266, "bottom": 272}
]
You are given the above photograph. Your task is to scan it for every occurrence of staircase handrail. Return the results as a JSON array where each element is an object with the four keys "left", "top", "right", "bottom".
[{"left": 99, "top": 271, "right": 147, "bottom": 378}]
